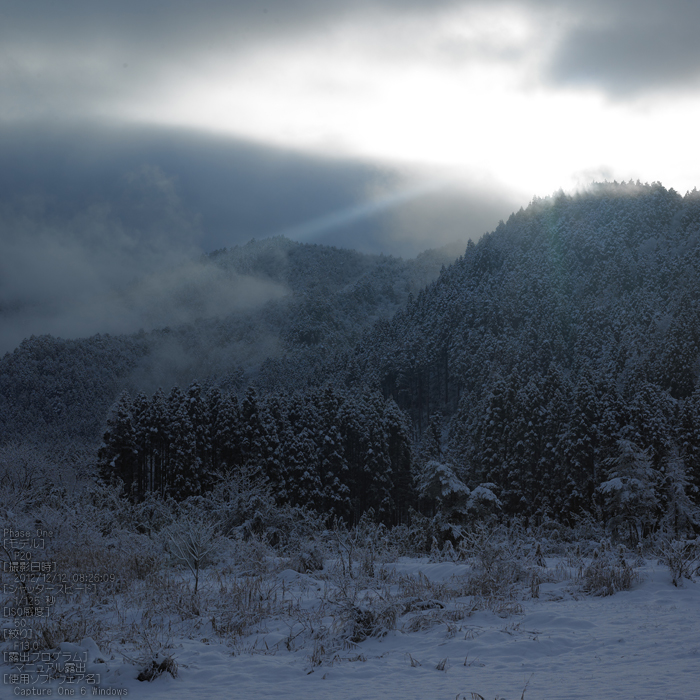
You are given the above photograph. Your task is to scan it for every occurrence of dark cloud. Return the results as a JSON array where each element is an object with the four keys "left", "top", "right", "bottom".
[
  {"left": 5, "top": 0, "right": 699, "bottom": 119},
  {"left": 0, "top": 122, "right": 392, "bottom": 250},
  {"left": 544, "top": 0, "right": 700, "bottom": 96},
  {"left": 0, "top": 0, "right": 468, "bottom": 121}
]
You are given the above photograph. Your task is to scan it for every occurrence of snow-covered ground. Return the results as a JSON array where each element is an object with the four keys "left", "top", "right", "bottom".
[{"left": 4, "top": 555, "right": 699, "bottom": 700}]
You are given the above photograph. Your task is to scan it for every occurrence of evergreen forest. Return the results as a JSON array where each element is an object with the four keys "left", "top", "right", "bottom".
[{"left": 4, "top": 181, "right": 700, "bottom": 543}]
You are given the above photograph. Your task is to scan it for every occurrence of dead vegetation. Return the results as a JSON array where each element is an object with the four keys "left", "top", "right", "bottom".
[{"left": 0, "top": 480, "right": 663, "bottom": 680}]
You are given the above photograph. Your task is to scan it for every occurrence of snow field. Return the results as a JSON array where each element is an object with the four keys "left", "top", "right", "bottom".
[{"left": 3, "top": 545, "right": 700, "bottom": 700}]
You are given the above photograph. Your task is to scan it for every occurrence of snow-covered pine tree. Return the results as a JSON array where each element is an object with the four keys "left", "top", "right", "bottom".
[
  {"left": 596, "top": 438, "right": 660, "bottom": 545},
  {"left": 211, "top": 391, "right": 241, "bottom": 475},
  {"left": 98, "top": 391, "right": 138, "bottom": 494},
  {"left": 166, "top": 386, "right": 197, "bottom": 499},
  {"left": 659, "top": 446, "right": 699, "bottom": 538},
  {"left": 316, "top": 386, "right": 352, "bottom": 520},
  {"left": 147, "top": 387, "right": 170, "bottom": 497}
]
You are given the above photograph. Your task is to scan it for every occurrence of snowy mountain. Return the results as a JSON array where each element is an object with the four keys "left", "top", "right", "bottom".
[
  {"left": 347, "top": 181, "right": 700, "bottom": 526},
  {"left": 4, "top": 181, "right": 700, "bottom": 533}
]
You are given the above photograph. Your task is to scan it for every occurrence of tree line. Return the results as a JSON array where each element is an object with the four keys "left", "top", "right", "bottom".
[{"left": 97, "top": 382, "right": 413, "bottom": 525}]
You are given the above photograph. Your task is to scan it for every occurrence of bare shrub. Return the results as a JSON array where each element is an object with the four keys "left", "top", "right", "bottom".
[
  {"left": 208, "top": 574, "right": 282, "bottom": 640},
  {"left": 229, "top": 534, "right": 271, "bottom": 576},
  {"left": 33, "top": 610, "right": 107, "bottom": 653},
  {"left": 459, "top": 525, "right": 529, "bottom": 599},
  {"left": 163, "top": 516, "right": 222, "bottom": 594},
  {"left": 46, "top": 530, "right": 165, "bottom": 599},
  {"left": 397, "top": 571, "right": 453, "bottom": 603},
  {"left": 129, "top": 551, "right": 164, "bottom": 581},
  {"left": 335, "top": 600, "right": 400, "bottom": 643},
  {"left": 121, "top": 613, "right": 179, "bottom": 681},
  {"left": 382, "top": 521, "right": 428, "bottom": 557},
  {"left": 402, "top": 610, "right": 445, "bottom": 633},
  {"left": 465, "top": 558, "right": 527, "bottom": 598},
  {"left": 326, "top": 511, "right": 401, "bottom": 582},
  {"left": 0, "top": 441, "right": 55, "bottom": 510},
  {"left": 655, "top": 537, "right": 700, "bottom": 587},
  {"left": 206, "top": 466, "right": 323, "bottom": 548},
  {"left": 130, "top": 492, "right": 177, "bottom": 535},
  {"left": 581, "top": 549, "right": 637, "bottom": 596},
  {"left": 554, "top": 561, "right": 573, "bottom": 581},
  {"left": 565, "top": 543, "right": 585, "bottom": 569},
  {"left": 458, "top": 524, "right": 519, "bottom": 568},
  {"left": 137, "top": 656, "right": 178, "bottom": 682},
  {"left": 289, "top": 543, "right": 325, "bottom": 574}
]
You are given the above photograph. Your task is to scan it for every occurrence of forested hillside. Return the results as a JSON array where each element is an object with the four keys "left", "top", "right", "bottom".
[
  {"left": 4, "top": 181, "right": 700, "bottom": 537},
  {"left": 0, "top": 236, "right": 456, "bottom": 448},
  {"left": 347, "top": 181, "right": 700, "bottom": 531}
]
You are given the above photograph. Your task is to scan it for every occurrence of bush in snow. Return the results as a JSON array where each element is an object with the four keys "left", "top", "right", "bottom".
[
  {"left": 137, "top": 656, "right": 178, "bottom": 682},
  {"left": 466, "top": 483, "right": 503, "bottom": 521},
  {"left": 163, "top": 514, "right": 222, "bottom": 594},
  {"left": 206, "top": 465, "right": 324, "bottom": 548},
  {"left": 459, "top": 524, "right": 529, "bottom": 600},
  {"left": 380, "top": 517, "right": 430, "bottom": 556},
  {"left": 655, "top": 536, "right": 700, "bottom": 587},
  {"left": 335, "top": 600, "right": 401, "bottom": 643},
  {"left": 33, "top": 610, "right": 108, "bottom": 654},
  {"left": 417, "top": 461, "right": 470, "bottom": 521},
  {"left": 581, "top": 546, "right": 637, "bottom": 596},
  {"left": 289, "top": 542, "right": 325, "bottom": 574},
  {"left": 0, "top": 441, "right": 53, "bottom": 511}
]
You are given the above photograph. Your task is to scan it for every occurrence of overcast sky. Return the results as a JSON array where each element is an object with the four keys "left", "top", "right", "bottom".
[{"left": 3, "top": 0, "right": 700, "bottom": 350}]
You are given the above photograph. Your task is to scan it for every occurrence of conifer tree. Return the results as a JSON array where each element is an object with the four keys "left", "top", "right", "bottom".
[
  {"left": 659, "top": 446, "right": 699, "bottom": 538},
  {"left": 98, "top": 391, "right": 138, "bottom": 494},
  {"left": 597, "top": 439, "right": 660, "bottom": 545}
]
